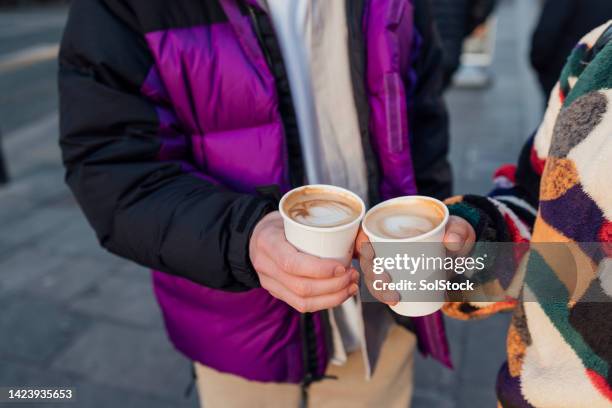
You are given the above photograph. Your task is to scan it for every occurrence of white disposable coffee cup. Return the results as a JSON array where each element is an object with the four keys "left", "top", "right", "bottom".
[
  {"left": 362, "top": 196, "right": 449, "bottom": 317},
  {"left": 279, "top": 185, "right": 365, "bottom": 265}
]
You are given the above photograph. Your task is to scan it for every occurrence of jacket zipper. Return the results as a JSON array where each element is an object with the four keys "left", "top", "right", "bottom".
[
  {"left": 247, "top": 5, "right": 274, "bottom": 69},
  {"left": 300, "top": 313, "right": 316, "bottom": 408},
  {"left": 246, "top": 6, "right": 322, "bottom": 406}
]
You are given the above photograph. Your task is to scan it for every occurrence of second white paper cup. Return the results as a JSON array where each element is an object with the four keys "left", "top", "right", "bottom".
[{"left": 362, "top": 196, "right": 449, "bottom": 317}]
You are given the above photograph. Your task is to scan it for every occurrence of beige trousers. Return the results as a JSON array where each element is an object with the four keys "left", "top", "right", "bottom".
[{"left": 194, "top": 324, "right": 416, "bottom": 408}]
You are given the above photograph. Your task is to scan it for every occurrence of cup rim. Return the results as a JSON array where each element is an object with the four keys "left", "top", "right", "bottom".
[
  {"left": 278, "top": 184, "right": 366, "bottom": 233},
  {"left": 362, "top": 195, "right": 450, "bottom": 242}
]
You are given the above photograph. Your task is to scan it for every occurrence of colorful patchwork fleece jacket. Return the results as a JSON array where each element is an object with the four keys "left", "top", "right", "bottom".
[{"left": 444, "top": 22, "right": 612, "bottom": 408}]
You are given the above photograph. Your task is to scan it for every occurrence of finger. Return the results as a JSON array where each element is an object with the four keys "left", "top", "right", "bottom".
[
  {"left": 259, "top": 273, "right": 305, "bottom": 310},
  {"left": 257, "top": 249, "right": 359, "bottom": 297},
  {"left": 358, "top": 251, "right": 400, "bottom": 305},
  {"left": 260, "top": 273, "right": 358, "bottom": 313},
  {"left": 444, "top": 216, "right": 468, "bottom": 251},
  {"left": 277, "top": 267, "right": 358, "bottom": 298},
  {"left": 358, "top": 248, "right": 376, "bottom": 280},
  {"left": 363, "top": 270, "right": 400, "bottom": 305},
  {"left": 444, "top": 216, "right": 476, "bottom": 256},
  {"left": 353, "top": 228, "right": 372, "bottom": 259},
  {"left": 260, "top": 226, "right": 346, "bottom": 278},
  {"left": 277, "top": 244, "right": 346, "bottom": 279},
  {"left": 303, "top": 284, "right": 359, "bottom": 312}
]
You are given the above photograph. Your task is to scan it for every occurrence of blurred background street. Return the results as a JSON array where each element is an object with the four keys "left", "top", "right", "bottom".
[{"left": 0, "top": 0, "right": 543, "bottom": 406}]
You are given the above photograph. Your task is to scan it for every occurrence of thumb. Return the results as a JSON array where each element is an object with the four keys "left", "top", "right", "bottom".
[
  {"left": 444, "top": 216, "right": 475, "bottom": 256},
  {"left": 353, "top": 228, "right": 373, "bottom": 259}
]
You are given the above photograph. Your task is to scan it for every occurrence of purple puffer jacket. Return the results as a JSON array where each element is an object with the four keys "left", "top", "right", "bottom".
[
  {"left": 59, "top": 0, "right": 451, "bottom": 383},
  {"left": 149, "top": 0, "right": 448, "bottom": 382}
]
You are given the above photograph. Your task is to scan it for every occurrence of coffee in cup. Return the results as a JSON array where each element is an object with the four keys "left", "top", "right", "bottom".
[
  {"left": 362, "top": 196, "right": 449, "bottom": 317},
  {"left": 363, "top": 198, "right": 445, "bottom": 240},
  {"left": 282, "top": 186, "right": 363, "bottom": 229},
  {"left": 279, "top": 185, "right": 365, "bottom": 264}
]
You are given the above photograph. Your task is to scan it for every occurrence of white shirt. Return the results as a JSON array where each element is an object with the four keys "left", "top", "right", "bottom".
[
  {"left": 264, "top": 0, "right": 369, "bottom": 203},
  {"left": 263, "top": 0, "right": 368, "bottom": 365}
]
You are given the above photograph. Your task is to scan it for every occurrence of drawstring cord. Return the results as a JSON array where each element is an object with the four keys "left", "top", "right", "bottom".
[
  {"left": 184, "top": 364, "right": 196, "bottom": 398},
  {"left": 300, "top": 374, "right": 338, "bottom": 408}
]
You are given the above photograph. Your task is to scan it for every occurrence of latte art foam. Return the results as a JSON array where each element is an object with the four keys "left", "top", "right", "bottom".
[
  {"left": 282, "top": 187, "right": 363, "bottom": 228},
  {"left": 289, "top": 200, "right": 358, "bottom": 228},
  {"left": 376, "top": 214, "right": 436, "bottom": 239},
  {"left": 365, "top": 200, "right": 444, "bottom": 240}
]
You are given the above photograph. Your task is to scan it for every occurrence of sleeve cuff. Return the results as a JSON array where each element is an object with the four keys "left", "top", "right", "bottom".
[
  {"left": 446, "top": 197, "right": 502, "bottom": 242},
  {"left": 227, "top": 198, "right": 276, "bottom": 289}
]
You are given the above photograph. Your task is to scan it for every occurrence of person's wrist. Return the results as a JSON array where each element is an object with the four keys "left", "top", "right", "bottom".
[
  {"left": 248, "top": 211, "right": 278, "bottom": 274},
  {"left": 229, "top": 200, "right": 276, "bottom": 289}
]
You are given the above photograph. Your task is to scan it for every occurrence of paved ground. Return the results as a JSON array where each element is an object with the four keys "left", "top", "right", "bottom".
[{"left": 0, "top": 1, "right": 543, "bottom": 407}]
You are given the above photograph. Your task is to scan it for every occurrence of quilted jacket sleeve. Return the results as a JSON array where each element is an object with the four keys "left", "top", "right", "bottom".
[{"left": 59, "top": 0, "right": 273, "bottom": 291}]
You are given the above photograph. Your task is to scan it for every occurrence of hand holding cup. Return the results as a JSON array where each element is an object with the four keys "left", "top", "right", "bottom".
[
  {"left": 254, "top": 185, "right": 366, "bottom": 313},
  {"left": 250, "top": 212, "right": 360, "bottom": 313},
  {"left": 356, "top": 203, "right": 476, "bottom": 315},
  {"left": 250, "top": 184, "right": 367, "bottom": 314},
  {"left": 354, "top": 228, "right": 400, "bottom": 306}
]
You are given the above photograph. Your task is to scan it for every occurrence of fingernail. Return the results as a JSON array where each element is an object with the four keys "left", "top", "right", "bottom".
[
  {"left": 334, "top": 266, "right": 346, "bottom": 277},
  {"left": 351, "top": 270, "right": 360, "bottom": 283},
  {"left": 447, "top": 232, "right": 462, "bottom": 243},
  {"left": 349, "top": 284, "right": 359, "bottom": 295},
  {"left": 386, "top": 292, "right": 400, "bottom": 306}
]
